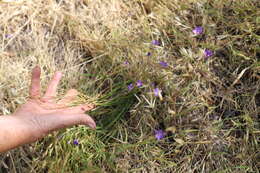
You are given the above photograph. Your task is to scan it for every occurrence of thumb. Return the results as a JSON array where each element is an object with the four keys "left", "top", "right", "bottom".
[
  {"left": 61, "top": 113, "right": 96, "bottom": 129},
  {"left": 43, "top": 113, "right": 96, "bottom": 133}
]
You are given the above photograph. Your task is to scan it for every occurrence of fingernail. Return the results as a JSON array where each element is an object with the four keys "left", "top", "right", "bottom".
[
  {"left": 82, "top": 104, "right": 94, "bottom": 111},
  {"left": 89, "top": 122, "right": 96, "bottom": 129},
  {"left": 56, "top": 72, "right": 62, "bottom": 78},
  {"left": 34, "top": 66, "right": 39, "bottom": 70},
  {"left": 90, "top": 104, "right": 95, "bottom": 109}
]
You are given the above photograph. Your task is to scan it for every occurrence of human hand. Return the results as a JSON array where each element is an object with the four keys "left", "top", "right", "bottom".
[{"left": 12, "top": 66, "right": 96, "bottom": 142}]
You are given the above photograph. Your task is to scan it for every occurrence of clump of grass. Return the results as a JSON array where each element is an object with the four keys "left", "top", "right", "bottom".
[{"left": 1, "top": 0, "right": 259, "bottom": 172}]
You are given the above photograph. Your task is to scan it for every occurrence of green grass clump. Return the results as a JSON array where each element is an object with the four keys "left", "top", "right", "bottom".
[{"left": 0, "top": 0, "right": 259, "bottom": 172}]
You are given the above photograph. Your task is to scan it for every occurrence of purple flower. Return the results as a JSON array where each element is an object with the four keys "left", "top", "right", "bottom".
[
  {"left": 155, "top": 129, "right": 166, "bottom": 140},
  {"left": 123, "top": 61, "right": 129, "bottom": 65},
  {"left": 159, "top": 61, "right": 168, "bottom": 67},
  {"left": 192, "top": 26, "right": 203, "bottom": 35},
  {"left": 152, "top": 40, "right": 160, "bottom": 46},
  {"left": 204, "top": 49, "right": 214, "bottom": 58},
  {"left": 73, "top": 139, "right": 79, "bottom": 145},
  {"left": 154, "top": 88, "right": 161, "bottom": 97},
  {"left": 128, "top": 83, "right": 134, "bottom": 91},
  {"left": 147, "top": 52, "right": 152, "bottom": 56},
  {"left": 136, "top": 80, "right": 143, "bottom": 88},
  {"left": 5, "top": 34, "right": 12, "bottom": 39}
]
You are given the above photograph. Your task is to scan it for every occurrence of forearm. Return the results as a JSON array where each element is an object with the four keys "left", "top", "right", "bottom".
[{"left": 0, "top": 115, "right": 34, "bottom": 153}]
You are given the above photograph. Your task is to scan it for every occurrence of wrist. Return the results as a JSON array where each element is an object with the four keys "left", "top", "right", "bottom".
[
  {"left": 12, "top": 114, "right": 46, "bottom": 142},
  {"left": 0, "top": 115, "right": 37, "bottom": 152},
  {"left": 11, "top": 115, "right": 38, "bottom": 143}
]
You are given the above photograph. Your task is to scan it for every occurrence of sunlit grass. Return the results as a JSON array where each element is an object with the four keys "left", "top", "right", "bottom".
[{"left": 0, "top": 0, "right": 259, "bottom": 172}]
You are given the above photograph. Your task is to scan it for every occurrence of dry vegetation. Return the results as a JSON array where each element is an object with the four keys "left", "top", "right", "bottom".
[{"left": 0, "top": 0, "right": 259, "bottom": 172}]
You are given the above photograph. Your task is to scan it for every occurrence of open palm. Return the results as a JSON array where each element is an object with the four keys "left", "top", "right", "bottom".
[{"left": 13, "top": 66, "right": 96, "bottom": 141}]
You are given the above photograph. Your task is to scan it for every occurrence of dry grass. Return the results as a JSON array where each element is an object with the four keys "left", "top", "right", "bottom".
[{"left": 0, "top": 0, "right": 259, "bottom": 172}]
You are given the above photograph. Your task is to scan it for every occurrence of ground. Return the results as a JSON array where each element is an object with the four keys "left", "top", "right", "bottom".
[{"left": 0, "top": 0, "right": 259, "bottom": 172}]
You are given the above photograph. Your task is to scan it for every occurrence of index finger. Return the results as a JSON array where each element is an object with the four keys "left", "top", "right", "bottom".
[{"left": 29, "top": 66, "right": 41, "bottom": 99}]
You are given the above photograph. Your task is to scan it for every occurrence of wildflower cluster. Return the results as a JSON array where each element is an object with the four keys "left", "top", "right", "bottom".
[
  {"left": 123, "top": 26, "right": 214, "bottom": 141},
  {"left": 127, "top": 81, "right": 142, "bottom": 91},
  {"left": 192, "top": 26, "right": 214, "bottom": 57}
]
